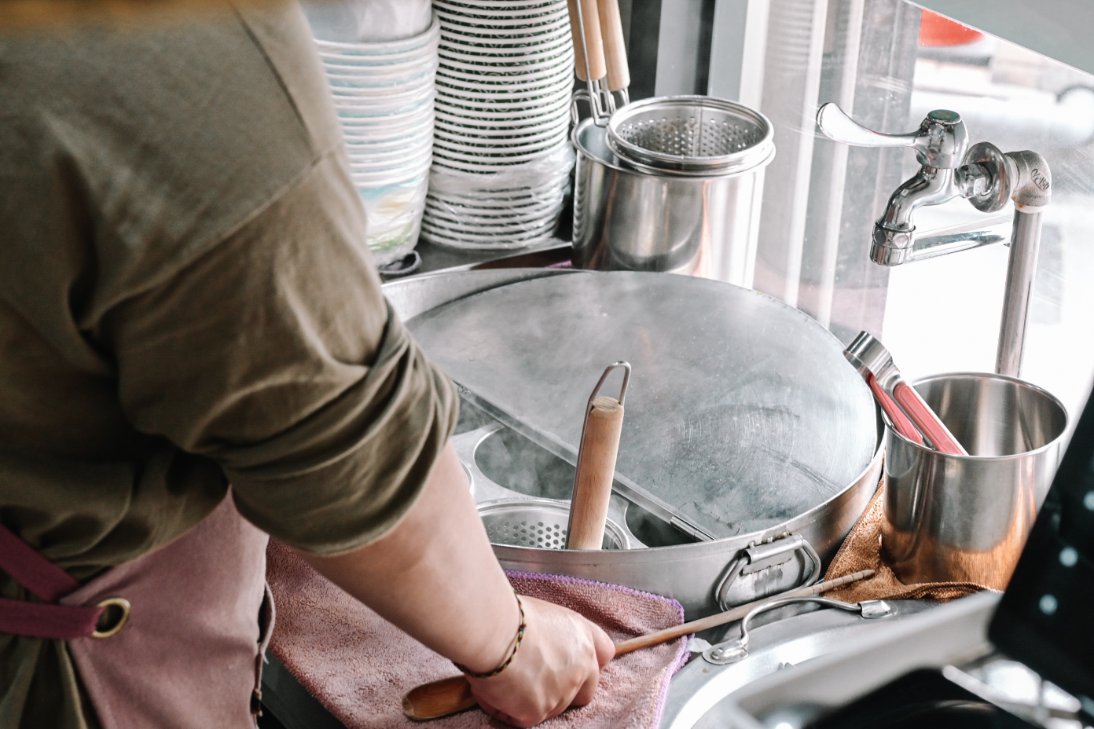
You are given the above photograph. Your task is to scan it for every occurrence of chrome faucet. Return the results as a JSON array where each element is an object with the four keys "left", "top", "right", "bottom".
[{"left": 816, "top": 102, "right": 1052, "bottom": 377}]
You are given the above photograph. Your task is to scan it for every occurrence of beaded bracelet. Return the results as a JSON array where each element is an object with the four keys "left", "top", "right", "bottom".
[{"left": 454, "top": 592, "right": 526, "bottom": 679}]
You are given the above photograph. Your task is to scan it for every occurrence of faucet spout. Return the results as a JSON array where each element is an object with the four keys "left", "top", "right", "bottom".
[{"left": 870, "top": 165, "right": 961, "bottom": 265}]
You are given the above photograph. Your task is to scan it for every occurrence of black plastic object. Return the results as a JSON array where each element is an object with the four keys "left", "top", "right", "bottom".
[
  {"left": 804, "top": 668, "right": 1038, "bottom": 729},
  {"left": 989, "top": 384, "right": 1094, "bottom": 712}
]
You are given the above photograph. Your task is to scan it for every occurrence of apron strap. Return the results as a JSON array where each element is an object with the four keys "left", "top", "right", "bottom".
[
  {"left": 0, "top": 597, "right": 103, "bottom": 640},
  {"left": 0, "top": 523, "right": 105, "bottom": 640},
  {"left": 0, "top": 523, "right": 81, "bottom": 601}
]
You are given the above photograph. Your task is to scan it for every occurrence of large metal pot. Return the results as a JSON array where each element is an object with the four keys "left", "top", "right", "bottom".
[{"left": 385, "top": 269, "right": 881, "bottom": 619}]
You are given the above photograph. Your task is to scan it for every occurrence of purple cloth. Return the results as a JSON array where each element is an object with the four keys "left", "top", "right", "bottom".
[{"left": 266, "top": 541, "right": 689, "bottom": 728}]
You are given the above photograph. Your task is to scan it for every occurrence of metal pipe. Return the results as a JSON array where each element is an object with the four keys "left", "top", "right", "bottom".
[{"left": 997, "top": 209, "right": 1043, "bottom": 377}]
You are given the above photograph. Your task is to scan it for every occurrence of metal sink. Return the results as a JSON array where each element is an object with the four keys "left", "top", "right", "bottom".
[{"left": 658, "top": 599, "right": 936, "bottom": 729}]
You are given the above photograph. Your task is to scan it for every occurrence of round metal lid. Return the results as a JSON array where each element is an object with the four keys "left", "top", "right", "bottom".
[{"left": 406, "top": 271, "right": 877, "bottom": 540}]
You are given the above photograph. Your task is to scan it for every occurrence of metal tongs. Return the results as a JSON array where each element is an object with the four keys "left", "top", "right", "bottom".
[{"left": 844, "top": 331, "right": 968, "bottom": 456}]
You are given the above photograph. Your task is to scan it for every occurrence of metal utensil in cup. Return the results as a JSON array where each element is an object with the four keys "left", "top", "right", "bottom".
[{"left": 881, "top": 372, "right": 1068, "bottom": 588}]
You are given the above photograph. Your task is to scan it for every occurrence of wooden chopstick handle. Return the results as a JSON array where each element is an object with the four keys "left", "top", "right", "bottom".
[
  {"left": 566, "top": 396, "right": 624, "bottom": 550},
  {"left": 401, "top": 569, "right": 874, "bottom": 721},
  {"left": 567, "top": 0, "right": 606, "bottom": 82},
  {"left": 613, "top": 568, "right": 874, "bottom": 655},
  {"left": 596, "top": 0, "right": 629, "bottom": 92}
]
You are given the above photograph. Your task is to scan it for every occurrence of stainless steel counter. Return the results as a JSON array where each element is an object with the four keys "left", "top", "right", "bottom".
[{"left": 380, "top": 238, "right": 573, "bottom": 279}]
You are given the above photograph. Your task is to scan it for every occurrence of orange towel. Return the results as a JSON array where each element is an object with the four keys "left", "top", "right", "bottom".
[
  {"left": 265, "top": 541, "right": 688, "bottom": 728},
  {"left": 823, "top": 479, "right": 989, "bottom": 604}
]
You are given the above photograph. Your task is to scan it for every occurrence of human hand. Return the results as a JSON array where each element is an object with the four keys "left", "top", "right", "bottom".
[{"left": 464, "top": 595, "right": 615, "bottom": 727}]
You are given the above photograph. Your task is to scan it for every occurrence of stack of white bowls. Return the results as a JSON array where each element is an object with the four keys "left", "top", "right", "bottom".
[
  {"left": 309, "top": 12, "right": 439, "bottom": 265},
  {"left": 425, "top": 0, "right": 575, "bottom": 250}
]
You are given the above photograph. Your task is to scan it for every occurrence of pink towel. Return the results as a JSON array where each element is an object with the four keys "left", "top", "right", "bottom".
[{"left": 266, "top": 541, "right": 688, "bottom": 728}]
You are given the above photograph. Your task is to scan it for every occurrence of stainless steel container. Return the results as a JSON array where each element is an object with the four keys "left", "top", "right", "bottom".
[
  {"left": 571, "top": 109, "right": 774, "bottom": 287},
  {"left": 881, "top": 372, "right": 1068, "bottom": 588},
  {"left": 386, "top": 269, "right": 881, "bottom": 619}
]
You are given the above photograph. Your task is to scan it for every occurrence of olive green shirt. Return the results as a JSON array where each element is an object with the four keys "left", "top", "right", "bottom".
[{"left": 0, "top": 3, "right": 456, "bottom": 727}]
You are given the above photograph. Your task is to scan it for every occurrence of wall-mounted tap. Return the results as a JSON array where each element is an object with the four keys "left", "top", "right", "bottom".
[{"left": 816, "top": 102, "right": 1052, "bottom": 377}]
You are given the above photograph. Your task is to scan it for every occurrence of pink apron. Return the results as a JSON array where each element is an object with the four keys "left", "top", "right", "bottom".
[{"left": 0, "top": 493, "right": 273, "bottom": 729}]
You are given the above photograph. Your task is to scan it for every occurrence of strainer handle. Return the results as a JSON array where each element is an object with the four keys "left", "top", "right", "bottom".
[
  {"left": 566, "top": 362, "right": 630, "bottom": 550},
  {"left": 597, "top": 0, "right": 630, "bottom": 93},
  {"left": 567, "top": 0, "right": 606, "bottom": 83}
]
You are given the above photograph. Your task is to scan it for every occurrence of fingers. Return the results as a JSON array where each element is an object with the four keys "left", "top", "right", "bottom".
[
  {"left": 590, "top": 620, "right": 616, "bottom": 667},
  {"left": 571, "top": 670, "right": 601, "bottom": 708},
  {"left": 571, "top": 618, "right": 613, "bottom": 707}
]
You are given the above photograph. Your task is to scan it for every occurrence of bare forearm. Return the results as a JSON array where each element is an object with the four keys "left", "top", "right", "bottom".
[{"left": 296, "top": 442, "right": 519, "bottom": 673}]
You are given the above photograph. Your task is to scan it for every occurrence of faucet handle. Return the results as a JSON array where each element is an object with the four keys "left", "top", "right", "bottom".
[{"left": 816, "top": 102, "right": 967, "bottom": 169}]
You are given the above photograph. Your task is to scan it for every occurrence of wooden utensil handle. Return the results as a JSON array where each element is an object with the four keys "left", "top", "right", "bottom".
[
  {"left": 566, "top": 396, "right": 624, "bottom": 550},
  {"left": 402, "top": 675, "right": 475, "bottom": 722},
  {"left": 596, "top": 0, "right": 630, "bottom": 92},
  {"left": 567, "top": 0, "right": 606, "bottom": 82},
  {"left": 613, "top": 568, "right": 874, "bottom": 655},
  {"left": 401, "top": 570, "right": 874, "bottom": 721},
  {"left": 566, "top": 0, "right": 589, "bottom": 83}
]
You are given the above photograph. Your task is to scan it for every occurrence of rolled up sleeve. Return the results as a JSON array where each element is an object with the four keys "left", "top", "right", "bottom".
[{"left": 100, "top": 152, "right": 457, "bottom": 554}]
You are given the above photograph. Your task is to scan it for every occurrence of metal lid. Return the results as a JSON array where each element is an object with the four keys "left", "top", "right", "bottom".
[
  {"left": 606, "top": 95, "right": 776, "bottom": 176},
  {"left": 406, "top": 271, "right": 877, "bottom": 541}
]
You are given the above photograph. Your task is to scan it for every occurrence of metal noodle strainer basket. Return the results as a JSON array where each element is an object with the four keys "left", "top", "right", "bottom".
[
  {"left": 479, "top": 498, "right": 633, "bottom": 550},
  {"left": 605, "top": 94, "right": 776, "bottom": 176},
  {"left": 565, "top": 0, "right": 777, "bottom": 280}
]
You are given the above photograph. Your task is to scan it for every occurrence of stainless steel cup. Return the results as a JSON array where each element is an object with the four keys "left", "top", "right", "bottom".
[
  {"left": 881, "top": 372, "right": 1068, "bottom": 588},
  {"left": 571, "top": 119, "right": 773, "bottom": 286}
]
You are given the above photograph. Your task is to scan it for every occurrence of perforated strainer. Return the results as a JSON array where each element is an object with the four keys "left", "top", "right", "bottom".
[
  {"left": 478, "top": 499, "right": 631, "bottom": 550},
  {"left": 567, "top": 0, "right": 773, "bottom": 177},
  {"left": 605, "top": 95, "right": 776, "bottom": 176}
]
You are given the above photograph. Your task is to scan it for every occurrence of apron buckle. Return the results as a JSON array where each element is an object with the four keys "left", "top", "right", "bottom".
[{"left": 92, "top": 597, "right": 131, "bottom": 639}]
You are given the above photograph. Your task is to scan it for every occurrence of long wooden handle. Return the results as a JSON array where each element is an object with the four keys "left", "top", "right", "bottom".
[
  {"left": 401, "top": 569, "right": 874, "bottom": 721},
  {"left": 565, "top": 396, "right": 624, "bottom": 550},
  {"left": 566, "top": 0, "right": 606, "bottom": 82},
  {"left": 613, "top": 569, "right": 873, "bottom": 655},
  {"left": 596, "top": 0, "right": 629, "bottom": 92}
]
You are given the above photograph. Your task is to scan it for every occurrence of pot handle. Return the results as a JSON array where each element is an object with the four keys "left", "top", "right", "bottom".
[{"left": 713, "top": 534, "right": 822, "bottom": 611}]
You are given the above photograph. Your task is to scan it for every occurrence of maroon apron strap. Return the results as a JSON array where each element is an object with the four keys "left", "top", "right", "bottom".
[
  {"left": 0, "top": 523, "right": 105, "bottom": 639},
  {"left": 0, "top": 597, "right": 102, "bottom": 639},
  {"left": 0, "top": 522, "right": 80, "bottom": 599}
]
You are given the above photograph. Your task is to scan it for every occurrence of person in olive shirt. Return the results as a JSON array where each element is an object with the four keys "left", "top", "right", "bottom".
[{"left": 0, "top": 2, "right": 613, "bottom": 727}]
